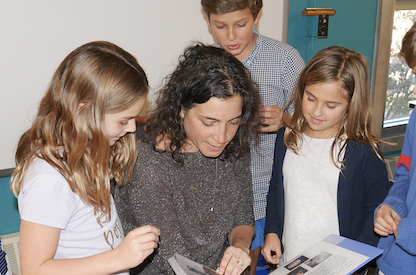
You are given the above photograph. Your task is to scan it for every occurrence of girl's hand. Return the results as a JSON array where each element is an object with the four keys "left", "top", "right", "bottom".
[
  {"left": 216, "top": 245, "right": 250, "bottom": 275},
  {"left": 374, "top": 204, "right": 401, "bottom": 237},
  {"left": 115, "top": 225, "right": 160, "bottom": 270},
  {"left": 261, "top": 233, "right": 282, "bottom": 265}
]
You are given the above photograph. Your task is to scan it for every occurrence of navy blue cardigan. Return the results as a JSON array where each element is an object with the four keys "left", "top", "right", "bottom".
[{"left": 264, "top": 127, "right": 390, "bottom": 249}]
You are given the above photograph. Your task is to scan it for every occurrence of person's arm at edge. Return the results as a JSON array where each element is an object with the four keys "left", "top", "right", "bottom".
[{"left": 374, "top": 113, "right": 415, "bottom": 236}]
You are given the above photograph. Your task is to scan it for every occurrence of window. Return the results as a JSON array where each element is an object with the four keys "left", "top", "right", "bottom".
[
  {"left": 372, "top": 0, "right": 416, "bottom": 140},
  {"left": 383, "top": 9, "right": 416, "bottom": 128}
]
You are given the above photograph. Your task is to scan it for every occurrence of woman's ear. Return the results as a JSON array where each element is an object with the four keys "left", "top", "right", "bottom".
[
  {"left": 78, "top": 103, "right": 85, "bottom": 110},
  {"left": 180, "top": 108, "right": 185, "bottom": 119}
]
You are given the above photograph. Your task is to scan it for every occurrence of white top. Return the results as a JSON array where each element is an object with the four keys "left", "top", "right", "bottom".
[
  {"left": 242, "top": 28, "right": 305, "bottom": 220},
  {"left": 281, "top": 134, "right": 343, "bottom": 264},
  {"left": 19, "top": 157, "right": 128, "bottom": 275}
]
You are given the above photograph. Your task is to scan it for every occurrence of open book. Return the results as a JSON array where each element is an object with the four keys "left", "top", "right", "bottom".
[
  {"left": 168, "top": 253, "right": 217, "bottom": 275},
  {"left": 270, "top": 234, "right": 383, "bottom": 275}
]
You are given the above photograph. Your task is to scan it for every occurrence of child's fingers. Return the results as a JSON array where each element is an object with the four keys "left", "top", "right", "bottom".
[
  {"left": 374, "top": 221, "right": 393, "bottom": 236},
  {"left": 130, "top": 224, "right": 160, "bottom": 236},
  {"left": 262, "top": 233, "right": 282, "bottom": 265},
  {"left": 261, "top": 246, "right": 280, "bottom": 265}
]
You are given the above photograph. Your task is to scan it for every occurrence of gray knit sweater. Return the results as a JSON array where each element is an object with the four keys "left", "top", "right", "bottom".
[{"left": 114, "top": 140, "right": 254, "bottom": 274}]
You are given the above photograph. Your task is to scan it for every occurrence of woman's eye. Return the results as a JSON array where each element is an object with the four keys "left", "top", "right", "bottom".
[
  {"left": 327, "top": 105, "right": 336, "bottom": 109},
  {"left": 230, "top": 119, "right": 240, "bottom": 125},
  {"left": 215, "top": 25, "right": 225, "bottom": 29},
  {"left": 120, "top": 121, "right": 128, "bottom": 126},
  {"left": 238, "top": 24, "right": 246, "bottom": 28},
  {"left": 203, "top": 122, "right": 214, "bottom": 127}
]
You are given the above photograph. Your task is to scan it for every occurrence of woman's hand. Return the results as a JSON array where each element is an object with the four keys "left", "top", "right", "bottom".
[
  {"left": 216, "top": 245, "right": 251, "bottom": 275},
  {"left": 261, "top": 233, "right": 282, "bottom": 265},
  {"left": 374, "top": 204, "right": 401, "bottom": 237},
  {"left": 115, "top": 225, "right": 160, "bottom": 270},
  {"left": 217, "top": 225, "right": 253, "bottom": 275}
]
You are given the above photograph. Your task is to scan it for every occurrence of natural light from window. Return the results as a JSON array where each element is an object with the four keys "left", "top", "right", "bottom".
[{"left": 384, "top": 9, "right": 416, "bottom": 128}]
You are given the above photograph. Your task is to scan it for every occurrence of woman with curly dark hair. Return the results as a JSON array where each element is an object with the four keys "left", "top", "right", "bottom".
[{"left": 115, "top": 43, "right": 260, "bottom": 275}]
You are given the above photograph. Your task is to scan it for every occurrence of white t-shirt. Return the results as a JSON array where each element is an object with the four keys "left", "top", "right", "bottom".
[
  {"left": 281, "top": 135, "right": 344, "bottom": 264},
  {"left": 18, "top": 157, "right": 128, "bottom": 275}
]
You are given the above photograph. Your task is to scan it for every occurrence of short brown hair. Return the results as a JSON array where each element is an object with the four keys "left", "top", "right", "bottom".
[
  {"left": 400, "top": 22, "right": 416, "bottom": 68},
  {"left": 201, "top": 0, "right": 262, "bottom": 19}
]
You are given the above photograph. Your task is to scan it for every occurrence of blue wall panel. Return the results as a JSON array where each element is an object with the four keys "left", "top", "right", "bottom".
[
  {"left": 0, "top": 177, "right": 20, "bottom": 235},
  {"left": 288, "top": 0, "right": 378, "bottom": 77}
]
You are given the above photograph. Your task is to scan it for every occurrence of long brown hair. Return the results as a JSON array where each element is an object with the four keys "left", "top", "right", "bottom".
[
  {"left": 284, "top": 46, "right": 383, "bottom": 165},
  {"left": 11, "top": 41, "right": 148, "bottom": 216}
]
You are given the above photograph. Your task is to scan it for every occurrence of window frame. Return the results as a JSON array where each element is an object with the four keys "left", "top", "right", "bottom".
[{"left": 372, "top": 0, "right": 416, "bottom": 139}]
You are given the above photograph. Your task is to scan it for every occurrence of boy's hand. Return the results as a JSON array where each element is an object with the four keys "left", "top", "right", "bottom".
[
  {"left": 258, "top": 105, "right": 283, "bottom": 133},
  {"left": 261, "top": 233, "right": 282, "bottom": 265},
  {"left": 374, "top": 204, "right": 401, "bottom": 237}
]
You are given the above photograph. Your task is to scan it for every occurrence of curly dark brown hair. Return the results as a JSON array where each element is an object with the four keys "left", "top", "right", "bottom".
[{"left": 143, "top": 43, "right": 260, "bottom": 162}]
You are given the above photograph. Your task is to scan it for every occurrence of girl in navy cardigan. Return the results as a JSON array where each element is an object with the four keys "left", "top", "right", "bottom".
[{"left": 262, "top": 46, "right": 390, "bottom": 268}]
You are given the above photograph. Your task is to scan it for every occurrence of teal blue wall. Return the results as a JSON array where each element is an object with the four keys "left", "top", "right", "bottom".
[
  {"left": 287, "top": 0, "right": 378, "bottom": 76},
  {"left": 0, "top": 177, "right": 20, "bottom": 235}
]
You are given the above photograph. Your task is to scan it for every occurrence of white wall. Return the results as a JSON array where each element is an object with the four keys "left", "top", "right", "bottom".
[{"left": 0, "top": 0, "right": 284, "bottom": 170}]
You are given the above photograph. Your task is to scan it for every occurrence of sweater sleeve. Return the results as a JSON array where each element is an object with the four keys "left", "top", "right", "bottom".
[
  {"left": 381, "top": 113, "right": 414, "bottom": 219},
  {"left": 232, "top": 154, "right": 255, "bottom": 229},
  {"left": 357, "top": 143, "right": 390, "bottom": 246},
  {"left": 382, "top": 110, "right": 416, "bottom": 255},
  {"left": 395, "top": 215, "right": 416, "bottom": 255},
  {"left": 264, "top": 128, "right": 286, "bottom": 238}
]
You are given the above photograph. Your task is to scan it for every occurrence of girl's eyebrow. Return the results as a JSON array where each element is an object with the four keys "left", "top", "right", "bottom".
[
  {"left": 304, "top": 91, "right": 316, "bottom": 98},
  {"left": 119, "top": 113, "right": 141, "bottom": 120},
  {"left": 326, "top": 101, "right": 343, "bottom": 105},
  {"left": 304, "top": 90, "right": 343, "bottom": 105},
  {"left": 120, "top": 115, "right": 138, "bottom": 120}
]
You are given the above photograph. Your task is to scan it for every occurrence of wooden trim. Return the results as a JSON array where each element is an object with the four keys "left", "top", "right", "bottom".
[
  {"left": 371, "top": 0, "right": 395, "bottom": 138},
  {"left": 302, "top": 9, "right": 336, "bottom": 16}
]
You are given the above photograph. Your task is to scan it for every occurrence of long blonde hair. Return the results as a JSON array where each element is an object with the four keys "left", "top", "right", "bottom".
[
  {"left": 11, "top": 41, "right": 148, "bottom": 216},
  {"left": 284, "top": 46, "right": 382, "bottom": 165}
]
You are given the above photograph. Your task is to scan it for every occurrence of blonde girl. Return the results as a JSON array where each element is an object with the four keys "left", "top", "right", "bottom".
[
  {"left": 10, "top": 41, "right": 159, "bottom": 275},
  {"left": 262, "top": 46, "right": 390, "bottom": 269}
]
